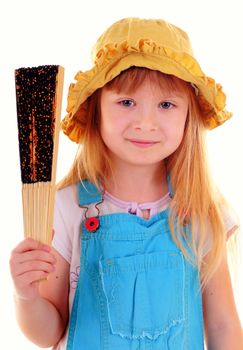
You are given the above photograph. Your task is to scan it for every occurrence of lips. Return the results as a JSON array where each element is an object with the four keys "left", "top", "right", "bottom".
[{"left": 127, "top": 138, "right": 159, "bottom": 148}]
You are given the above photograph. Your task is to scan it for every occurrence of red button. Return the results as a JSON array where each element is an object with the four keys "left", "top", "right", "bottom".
[{"left": 85, "top": 217, "right": 100, "bottom": 232}]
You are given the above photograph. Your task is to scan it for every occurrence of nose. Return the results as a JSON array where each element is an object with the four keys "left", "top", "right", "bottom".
[{"left": 133, "top": 106, "right": 158, "bottom": 131}]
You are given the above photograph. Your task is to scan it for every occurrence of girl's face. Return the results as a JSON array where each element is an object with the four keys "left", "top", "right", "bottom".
[{"left": 100, "top": 78, "right": 189, "bottom": 169}]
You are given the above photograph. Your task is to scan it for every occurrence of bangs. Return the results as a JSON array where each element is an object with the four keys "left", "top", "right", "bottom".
[{"left": 104, "top": 67, "right": 193, "bottom": 96}]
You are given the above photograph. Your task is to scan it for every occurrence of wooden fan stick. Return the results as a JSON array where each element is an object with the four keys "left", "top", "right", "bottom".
[{"left": 15, "top": 65, "right": 64, "bottom": 245}]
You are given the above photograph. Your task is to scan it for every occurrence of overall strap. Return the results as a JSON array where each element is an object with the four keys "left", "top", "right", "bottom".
[{"left": 77, "top": 180, "right": 102, "bottom": 205}]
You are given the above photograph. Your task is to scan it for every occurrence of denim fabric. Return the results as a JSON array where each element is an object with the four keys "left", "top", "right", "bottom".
[{"left": 67, "top": 183, "right": 204, "bottom": 349}]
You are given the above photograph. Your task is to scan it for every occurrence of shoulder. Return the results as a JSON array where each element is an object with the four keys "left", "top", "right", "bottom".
[
  {"left": 55, "top": 184, "right": 83, "bottom": 223},
  {"left": 220, "top": 204, "right": 239, "bottom": 239},
  {"left": 55, "top": 184, "right": 78, "bottom": 208}
]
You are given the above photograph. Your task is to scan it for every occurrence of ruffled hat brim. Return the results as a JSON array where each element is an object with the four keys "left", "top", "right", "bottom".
[{"left": 62, "top": 29, "right": 232, "bottom": 143}]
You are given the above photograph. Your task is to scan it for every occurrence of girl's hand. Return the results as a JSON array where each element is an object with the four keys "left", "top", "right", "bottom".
[{"left": 9, "top": 238, "right": 56, "bottom": 302}]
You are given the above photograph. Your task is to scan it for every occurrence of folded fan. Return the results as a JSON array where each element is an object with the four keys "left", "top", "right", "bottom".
[{"left": 15, "top": 65, "right": 64, "bottom": 244}]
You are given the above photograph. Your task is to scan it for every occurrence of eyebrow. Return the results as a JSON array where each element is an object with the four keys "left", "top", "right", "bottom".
[
  {"left": 159, "top": 93, "right": 186, "bottom": 99},
  {"left": 112, "top": 91, "right": 186, "bottom": 100}
]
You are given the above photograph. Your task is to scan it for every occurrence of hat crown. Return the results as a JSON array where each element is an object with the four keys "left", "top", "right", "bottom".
[{"left": 92, "top": 17, "right": 193, "bottom": 62}]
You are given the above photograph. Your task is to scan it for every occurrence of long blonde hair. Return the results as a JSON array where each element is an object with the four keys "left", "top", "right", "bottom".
[{"left": 58, "top": 67, "right": 239, "bottom": 290}]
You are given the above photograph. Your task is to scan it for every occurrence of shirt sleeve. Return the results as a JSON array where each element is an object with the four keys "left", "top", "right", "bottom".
[
  {"left": 202, "top": 205, "right": 239, "bottom": 257},
  {"left": 52, "top": 190, "right": 73, "bottom": 264},
  {"left": 222, "top": 205, "right": 239, "bottom": 239}
]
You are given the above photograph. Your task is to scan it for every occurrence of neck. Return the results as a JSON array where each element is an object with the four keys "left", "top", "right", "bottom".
[{"left": 104, "top": 161, "right": 168, "bottom": 203}]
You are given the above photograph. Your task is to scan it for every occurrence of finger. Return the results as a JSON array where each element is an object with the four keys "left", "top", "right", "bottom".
[
  {"left": 10, "top": 250, "right": 56, "bottom": 278},
  {"left": 16, "top": 250, "right": 56, "bottom": 264},
  {"left": 12, "top": 238, "right": 50, "bottom": 254},
  {"left": 13, "top": 260, "right": 55, "bottom": 278},
  {"left": 15, "top": 270, "right": 50, "bottom": 289},
  {"left": 10, "top": 250, "right": 56, "bottom": 271}
]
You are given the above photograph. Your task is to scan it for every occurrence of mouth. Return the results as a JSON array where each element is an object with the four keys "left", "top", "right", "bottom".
[{"left": 127, "top": 138, "right": 160, "bottom": 148}]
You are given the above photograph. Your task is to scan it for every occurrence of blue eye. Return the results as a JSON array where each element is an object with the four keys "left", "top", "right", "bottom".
[
  {"left": 119, "top": 99, "right": 135, "bottom": 107},
  {"left": 159, "top": 101, "right": 174, "bottom": 109}
]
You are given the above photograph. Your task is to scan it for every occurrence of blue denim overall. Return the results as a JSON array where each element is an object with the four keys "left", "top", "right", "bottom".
[{"left": 67, "top": 181, "right": 204, "bottom": 349}]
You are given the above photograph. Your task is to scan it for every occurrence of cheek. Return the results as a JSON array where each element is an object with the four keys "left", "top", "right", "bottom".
[
  {"left": 100, "top": 117, "right": 121, "bottom": 148},
  {"left": 175, "top": 121, "right": 186, "bottom": 142},
  {"left": 100, "top": 123, "right": 111, "bottom": 146},
  {"left": 100, "top": 120, "right": 117, "bottom": 141},
  {"left": 101, "top": 114, "right": 127, "bottom": 137},
  {"left": 164, "top": 119, "right": 186, "bottom": 146},
  {"left": 100, "top": 111, "right": 114, "bottom": 138},
  {"left": 174, "top": 111, "right": 187, "bottom": 136}
]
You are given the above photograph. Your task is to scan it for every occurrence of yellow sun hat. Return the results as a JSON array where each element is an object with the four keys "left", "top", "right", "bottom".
[{"left": 62, "top": 17, "right": 232, "bottom": 143}]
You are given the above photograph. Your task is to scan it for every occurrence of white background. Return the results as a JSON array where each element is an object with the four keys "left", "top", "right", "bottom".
[{"left": 0, "top": 0, "right": 242, "bottom": 348}]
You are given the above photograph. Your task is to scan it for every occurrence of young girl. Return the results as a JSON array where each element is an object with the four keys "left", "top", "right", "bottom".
[{"left": 10, "top": 17, "right": 243, "bottom": 349}]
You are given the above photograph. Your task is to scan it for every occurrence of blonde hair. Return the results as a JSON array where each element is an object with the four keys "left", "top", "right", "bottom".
[{"left": 58, "top": 67, "right": 239, "bottom": 291}]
